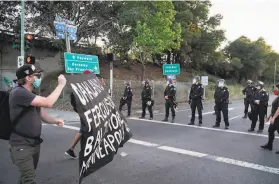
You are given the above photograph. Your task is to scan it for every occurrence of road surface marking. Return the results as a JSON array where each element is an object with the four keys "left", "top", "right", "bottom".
[
  {"left": 57, "top": 124, "right": 279, "bottom": 175},
  {"left": 154, "top": 108, "right": 191, "bottom": 115},
  {"left": 128, "top": 139, "right": 159, "bottom": 147},
  {"left": 159, "top": 146, "right": 207, "bottom": 157},
  {"left": 129, "top": 117, "right": 279, "bottom": 139},
  {"left": 120, "top": 152, "right": 128, "bottom": 157},
  {"left": 188, "top": 108, "right": 235, "bottom": 117},
  {"left": 229, "top": 115, "right": 243, "bottom": 121}
]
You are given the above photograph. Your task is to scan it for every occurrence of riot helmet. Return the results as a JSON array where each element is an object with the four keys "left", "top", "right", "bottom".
[
  {"left": 255, "top": 81, "right": 264, "bottom": 90},
  {"left": 217, "top": 79, "right": 225, "bottom": 87},
  {"left": 247, "top": 80, "right": 252, "bottom": 86},
  {"left": 192, "top": 76, "right": 200, "bottom": 84}
]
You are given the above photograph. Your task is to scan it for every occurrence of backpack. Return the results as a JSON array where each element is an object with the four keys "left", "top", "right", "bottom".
[{"left": 0, "top": 87, "right": 29, "bottom": 140}]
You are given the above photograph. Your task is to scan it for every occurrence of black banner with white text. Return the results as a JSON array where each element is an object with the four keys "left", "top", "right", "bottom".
[{"left": 65, "top": 74, "right": 132, "bottom": 183}]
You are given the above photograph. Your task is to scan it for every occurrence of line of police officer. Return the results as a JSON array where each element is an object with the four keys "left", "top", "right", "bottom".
[
  {"left": 188, "top": 77, "right": 230, "bottom": 129},
  {"left": 118, "top": 77, "right": 278, "bottom": 154},
  {"left": 119, "top": 80, "right": 154, "bottom": 120},
  {"left": 242, "top": 80, "right": 269, "bottom": 132},
  {"left": 119, "top": 77, "right": 268, "bottom": 132}
]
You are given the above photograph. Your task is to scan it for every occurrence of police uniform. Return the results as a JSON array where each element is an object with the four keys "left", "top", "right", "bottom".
[
  {"left": 139, "top": 81, "right": 153, "bottom": 119},
  {"left": 249, "top": 86, "right": 269, "bottom": 132},
  {"left": 119, "top": 83, "right": 133, "bottom": 117},
  {"left": 189, "top": 82, "right": 204, "bottom": 126},
  {"left": 162, "top": 81, "right": 176, "bottom": 123},
  {"left": 260, "top": 90, "right": 279, "bottom": 154},
  {"left": 242, "top": 81, "right": 255, "bottom": 118},
  {"left": 213, "top": 86, "right": 229, "bottom": 129}
]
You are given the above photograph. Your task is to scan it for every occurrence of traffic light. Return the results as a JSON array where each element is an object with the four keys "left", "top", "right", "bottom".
[
  {"left": 25, "top": 55, "right": 35, "bottom": 64},
  {"left": 12, "top": 33, "right": 20, "bottom": 50},
  {"left": 25, "top": 34, "right": 33, "bottom": 51}
]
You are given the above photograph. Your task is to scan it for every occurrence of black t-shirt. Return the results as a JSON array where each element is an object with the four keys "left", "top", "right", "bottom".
[
  {"left": 271, "top": 96, "right": 279, "bottom": 118},
  {"left": 9, "top": 86, "right": 41, "bottom": 146}
]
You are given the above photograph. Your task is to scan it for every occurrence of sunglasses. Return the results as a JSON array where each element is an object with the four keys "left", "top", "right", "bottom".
[{"left": 33, "top": 73, "right": 42, "bottom": 79}]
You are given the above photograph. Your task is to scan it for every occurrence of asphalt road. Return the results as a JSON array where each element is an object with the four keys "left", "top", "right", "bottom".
[{"left": 1, "top": 97, "right": 279, "bottom": 184}]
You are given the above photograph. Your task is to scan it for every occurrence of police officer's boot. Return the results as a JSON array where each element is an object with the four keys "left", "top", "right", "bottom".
[
  {"left": 276, "top": 151, "right": 279, "bottom": 154},
  {"left": 171, "top": 116, "right": 175, "bottom": 123},
  {"left": 260, "top": 143, "right": 272, "bottom": 151},
  {"left": 242, "top": 113, "right": 247, "bottom": 119},
  {"left": 162, "top": 117, "right": 168, "bottom": 122}
]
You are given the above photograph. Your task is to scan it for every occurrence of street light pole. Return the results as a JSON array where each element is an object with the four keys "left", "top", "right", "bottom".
[
  {"left": 21, "top": 0, "right": 25, "bottom": 57},
  {"left": 274, "top": 61, "right": 277, "bottom": 87}
]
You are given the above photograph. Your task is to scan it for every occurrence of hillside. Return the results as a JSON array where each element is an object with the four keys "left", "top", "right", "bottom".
[{"left": 40, "top": 61, "right": 244, "bottom": 112}]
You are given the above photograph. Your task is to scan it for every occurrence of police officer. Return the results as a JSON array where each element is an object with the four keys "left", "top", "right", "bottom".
[
  {"left": 139, "top": 80, "right": 153, "bottom": 120},
  {"left": 248, "top": 81, "right": 269, "bottom": 133},
  {"left": 242, "top": 80, "right": 255, "bottom": 118},
  {"left": 213, "top": 79, "right": 229, "bottom": 129},
  {"left": 162, "top": 79, "right": 176, "bottom": 123},
  {"left": 260, "top": 83, "right": 279, "bottom": 154},
  {"left": 119, "top": 82, "right": 133, "bottom": 117},
  {"left": 188, "top": 76, "right": 204, "bottom": 126}
]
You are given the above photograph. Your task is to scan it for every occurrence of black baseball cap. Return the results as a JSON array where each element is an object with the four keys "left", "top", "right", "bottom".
[{"left": 16, "top": 64, "right": 44, "bottom": 80}]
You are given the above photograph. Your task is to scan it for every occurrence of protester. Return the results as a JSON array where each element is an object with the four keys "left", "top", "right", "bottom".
[
  {"left": 9, "top": 64, "right": 66, "bottom": 184},
  {"left": 65, "top": 70, "right": 105, "bottom": 159}
]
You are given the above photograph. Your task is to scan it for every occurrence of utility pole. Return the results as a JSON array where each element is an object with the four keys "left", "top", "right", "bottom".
[
  {"left": 21, "top": 0, "right": 25, "bottom": 57},
  {"left": 274, "top": 61, "right": 277, "bottom": 87}
]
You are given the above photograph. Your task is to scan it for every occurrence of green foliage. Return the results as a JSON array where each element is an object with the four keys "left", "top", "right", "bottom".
[
  {"left": 1, "top": 0, "right": 278, "bottom": 85},
  {"left": 133, "top": 1, "right": 181, "bottom": 55}
]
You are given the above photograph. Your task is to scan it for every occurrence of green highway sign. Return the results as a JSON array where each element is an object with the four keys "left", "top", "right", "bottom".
[
  {"left": 64, "top": 52, "right": 100, "bottom": 74},
  {"left": 163, "top": 64, "right": 180, "bottom": 75}
]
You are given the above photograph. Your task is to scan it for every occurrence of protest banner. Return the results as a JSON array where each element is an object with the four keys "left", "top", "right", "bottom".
[{"left": 65, "top": 74, "right": 132, "bottom": 183}]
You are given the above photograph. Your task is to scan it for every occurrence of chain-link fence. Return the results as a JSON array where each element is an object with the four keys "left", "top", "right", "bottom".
[{"left": 43, "top": 78, "right": 222, "bottom": 112}]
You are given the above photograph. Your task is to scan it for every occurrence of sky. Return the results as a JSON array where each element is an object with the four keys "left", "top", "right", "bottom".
[{"left": 209, "top": 0, "right": 279, "bottom": 52}]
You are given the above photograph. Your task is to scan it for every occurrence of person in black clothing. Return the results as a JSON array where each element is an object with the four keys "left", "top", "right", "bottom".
[
  {"left": 65, "top": 70, "right": 105, "bottom": 159},
  {"left": 188, "top": 76, "right": 204, "bottom": 126},
  {"left": 213, "top": 79, "right": 230, "bottom": 129},
  {"left": 139, "top": 80, "right": 153, "bottom": 120},
  {"left": 248, "top": 81, "right": 269, "bottom": 133},
  {"left": 260, "top": 83, "right": 279, "bottom": 154},
  {"left": 242, "top": 80, "right": 255, "bottom": 118},
  {"left": 162, "top": 79, "right": 176, "bottom": 123},
  {"left": 119, "top": 82, "right": 133, "bottom": 117}
]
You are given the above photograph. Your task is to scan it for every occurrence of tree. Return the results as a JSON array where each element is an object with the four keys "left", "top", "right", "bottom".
[
  {"left": 25, "top": 1, "right": 123, "bottom": 45},
  {"left": 0, "top": 1, "right": 20, "bottom": 33},
  {"left": 224, "top": 36, "right": 268, "bottom": 82},
  {"left": 132, "top": 1, "right": 181, "bottom": 80}
]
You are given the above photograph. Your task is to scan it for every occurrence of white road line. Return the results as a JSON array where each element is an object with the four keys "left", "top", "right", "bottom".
[
  {"left": 188, "top": 108, "right": 235, "bottom": 117},
  {"left": 229, "top": 115, "right": 243, "bottom": 121},
  {"left": 154, "top": 108, "right": 191, "bottom": 115},
  {"left": 128, "top": 117, "right": 279, "bottom": 139},
  {"left": 120, "top": 152, "right": 128, "bottom": 157},
  {"left": 61, "top": 125, "right": 79, "bottom": 130},
  {"left": 57, "top": 124, "right": 279, "bottom": 175},
  {"left": 128, "top": 139, "right": 159, "bottom": 147},
  {"left": 159, "top": 146, "right": 208, "bottom": 157}
]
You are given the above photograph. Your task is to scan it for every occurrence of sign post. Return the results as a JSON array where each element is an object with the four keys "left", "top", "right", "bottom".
[
  {"left": 54, "top": 17, "right": 77, "bottom": 107},
  {"left": 20, "top": 0, "right": 24, "bottom": 57},
  {"left": 54, "top": 17, "right": 77, "bottom": 55},
  {"left": 201, "top": 76, "right": 208, "bottom": 100}
]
